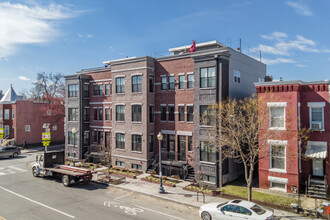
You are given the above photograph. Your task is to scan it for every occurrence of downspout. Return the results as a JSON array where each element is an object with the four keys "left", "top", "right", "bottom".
[{"left": 215, "top": 54, "right": 222, "bottom": 188}]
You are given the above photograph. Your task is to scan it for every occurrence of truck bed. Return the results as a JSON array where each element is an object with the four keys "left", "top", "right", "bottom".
[{"left": 45, "top": 165, "right": 93, "bottom": 177}]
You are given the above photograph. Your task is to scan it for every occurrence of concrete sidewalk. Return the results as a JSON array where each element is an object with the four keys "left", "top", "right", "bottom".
[{"left": 93, "top": 173, "right": 320, "bottom": 219}]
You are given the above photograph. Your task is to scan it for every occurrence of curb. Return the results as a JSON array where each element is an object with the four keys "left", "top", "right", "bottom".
[{"left": 91, "top": 180, "right": 201, "bottom": 209}]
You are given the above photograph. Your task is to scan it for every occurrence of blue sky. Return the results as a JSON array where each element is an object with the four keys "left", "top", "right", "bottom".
[{"left": 0, "top": 0, "right": 329, "bottom": 94}]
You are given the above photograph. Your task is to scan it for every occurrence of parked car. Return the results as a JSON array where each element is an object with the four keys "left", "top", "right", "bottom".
[
  {"left": 0, "top": 146, "right": 21, "bottom": 158},
  {"left": 199, "top": 199, "right": 274, "bottom": 220}
]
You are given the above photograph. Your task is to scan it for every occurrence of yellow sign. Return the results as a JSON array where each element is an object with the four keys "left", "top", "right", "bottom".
[
  {"left": 42, "top": 141, "right": 50, "bottom": 146},
  {"left": 0, "top": 128, "right": 4, "bottom": 138},
  {"left": 42, "top": 133, "right": 51, "bottom": 141}
]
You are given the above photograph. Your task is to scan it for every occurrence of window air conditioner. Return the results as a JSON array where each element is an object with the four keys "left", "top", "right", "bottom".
[{"left": 311, "top": 122, "right": 322, "bottom": 130}]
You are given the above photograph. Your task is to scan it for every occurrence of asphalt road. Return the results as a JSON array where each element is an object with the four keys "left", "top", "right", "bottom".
[{"left": 0, "top": 151, "right": 199, "bottom": 220}]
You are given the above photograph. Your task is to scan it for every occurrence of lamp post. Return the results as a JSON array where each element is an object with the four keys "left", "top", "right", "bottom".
[
  {"left": 157, "top": 132, "right": 164, "bottom": 193},
  {"left": 72, "top": 127, "right": 77, "bottom": 167}
]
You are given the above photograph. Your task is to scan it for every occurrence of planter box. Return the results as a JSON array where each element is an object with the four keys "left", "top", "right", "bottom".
[
  {"left": 141, "top": 177, "right": 176, "bottom": 187},
  {"left": 183, "top": 186, "right": 220, "bottom": 196},
  {"left": 109, "top": 172, "right": 137, "bottom": 179}
]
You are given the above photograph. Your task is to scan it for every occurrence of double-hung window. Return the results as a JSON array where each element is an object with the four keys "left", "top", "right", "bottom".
[
  {"left": 83, "top": 131, "right": 90, "bottom": 145},
  {"left": 149, "top": 75, "right": 154, "bottom": 93},
  {"left": 168, "top": 106, "right": 175, "bottom": 121},
  {"left": 132, "top": 134, "right": 142, "bottom": 152},
  {"left": 161, "top": 76, "right": 167, "bottom": 90},
  {"left": 179, "top": 75, "right": 185, "bottom": 89},
  {"left": 83, "top": 108, "right": 90, "bottom": 121},
  {"left": 149, "top": 134, "right": 154, "bottom": 152},
  {"left": 105, "top": 84, "right": 110, "bottom": 95},
  {"left": 132, "top": 105, "right": 142, "bottom": 122},
  {"left": 169, "top": 76, "right": 175, "bottom": 90},
  {"left": 116, "top": 133, "right": 125, "bottom": 149},
  {"left": 269, "top": 140, "right": 287, "bottom": 172},
  {"left": 83, "top": 84, "right": 89, "bottom": 97},
  {"left": 105, "top": 108, "right": 110, "bottom": 121},
  {"left": 93, "top": 84, "right": 98, "bottom": 96},
  {"left": 200, "top": 142, "right": 216, "bottom": 162},
  {"left": 98, "top": 84, "right": 103, "bottom": 96},
  {"left": 116, "top": 105, "right": 125, "bottom": 121},
  {"left": 200, "top": 105, "right": 214, "bottom": 125},
  {"left": 267, "top": 102, "right": 286, "bottom": 130},
  {"left": 200, "top": 67, "right": 215, "bottom": 88},
  {"left": 149, "top": 106, "right": 154, "bottom": 123},
  {"left": 68, "top": 84, "right": 78, "bottom": 97},
  {"left": 179, "top": 105, "right": 185, "bottom": 121},
  {"left": 98, "top": 108, "right": 103, "bottom": 121},
  {"left": 93, "top": 108, "right": 98, "bottom": 121},
  {"left": 234, "top": 70, "right": 241, "bottom": 83},
  {"left": 116, "top": 77, "right": 125, "bottom": 93},
  {"left": 161, "top": 106, "right": 167, "bottom": 121},
  {"left": 308, "top": 102, "right": 325, "bottom": 130},
  {"left": 187, "top": 105, "right": 194, "bottom": 122},
  {"left": 187, "top": 74, "right": 194, "bottom": 89},
  {"left": 68, "top": 108, "right": 78, "bottom": 121},
  {"left": 132, "top": 75, "right": 142, "bottom": 93},
  {"left": 4, "top": 109, "right": 9, "bottom": 120}
]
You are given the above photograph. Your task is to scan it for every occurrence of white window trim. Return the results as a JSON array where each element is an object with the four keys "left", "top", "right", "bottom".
[
  {"left": 25, "top": 125, "right": 31, "bottom": 132},
  {"left": 131, "top": 73, "right": 143, "bottom": 77},
  {"left": 268, "top": 176, "right": 288, "bottom": 192},
  {"left": 114, "top": 75, "right": 125, "bottom": 79},
  {"left": 131, "top": 103, "right": 143, "bottom": 106},
  {"left": 268, "top": 102, "right": 286, "bottom": 130},
  {"left": 269, "top": 140, "right": 287, "bottom": 173},
  {"left": 308, "top": 102, "right": 325, "bottom": 131}
]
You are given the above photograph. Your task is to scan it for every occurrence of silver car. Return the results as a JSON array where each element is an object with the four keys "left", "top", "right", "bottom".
[{"left": 0, "top": 146, "right": 21, "bottom": 158}]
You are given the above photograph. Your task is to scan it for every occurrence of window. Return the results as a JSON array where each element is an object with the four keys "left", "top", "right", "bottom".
[
  {"left": 149, "top": 134, "right": 154, "bottom": 152},
  {"left": 98, "top": 108, "right": 103, "bottom": 121},
  {"left": 132, "top": 134, "right": 142, "bottom": 152},
  {"left": 270, "top": 144, "right": 286, "bottom": 170},
  {"left": 68, "top": 131, "right": 77, "bottom": 145},
  {"left": 161, "top": 106, "right": 167, "bottom": 121},
  {"left": 149, "top": 75, "right": 154, "bottom": 93},
  {"left": 168, "top": 106, "right": 175, "bottom": 121},
  {"left": 308, "top": 102, "right": 325, "bottom": 130},
  {"left": 93, "top": 108, "right": 98, "bottom": 121},
  {"left": 93, "top": 130, "right": 97, "bottom": 143},
  {"left": 221, "top": 205, "right": 236, "bottom": 213},
  {"left": 5, "top": 125, "right": 10, "bottom": 136},
  {"left": 83, "top": 131, "right": 90, "bottom": 145},
  {"left": 161, "top": 136, "right": 165, "bottom": 150},
  {"left": 200, "top": 67, "right": 215, "bottom": 88},
  {"left": 116, "top": 77, "right": 125, "bottom": 93},
  {"left": 93, "top": 84, "right": 98, "bottom": 96},
  {"left": 200, "top": 142, "right": 216, "bottom": 162},
  {"left": 169, "top": 76, "right": 175, "bottom": 90},
  {"left": 187, "top": 105, "right": 194, "bottom": 122},
  {"left": 149, "top": 106, "right": 154, "bottom": 123},
  {"left": 188, "top": 136, "right": 193, "bottom": 151},
  {"left": 132, "top": 75, "right": 142, "bottom": 93},
  {"left": 234, "top": 70, "right": 240, "bottom": 83},
  {"left": 25, "top": 125, "right": 30, "bottom": 132},
  {"left": 187, "top": 74, "right": 194, "bottom": 89},
  {"left": 12, "top": 109, "right": 15, "bottom": 119},
  {"left": 202, "top": 175, "right": 216, "bottom": 183},
  {"left": 116, "top": 161, "right": 125, "bottom": 167},
  {"left": 179, "top": 106, "right": 185, "bottom": 121},
  {"left": 132, "top": 105, "right": 142, "bottom": 122},
  {"left": 132, "top": 164, "right": 142, "bottom": 170},
  {"left": 179, "top": 75, "right": 185, "bottom": 89},
  {"left": 105, "top": 108, "right": 110, "bottom": 121},
  {"left": 270, "top": 182, "right": 286, "bottom": 190},
  {"left": 200, "top": 105, "right": 214, "bottom": 125},
  {"left": 116, "top": 105, "right": 125, "bottom": 121},
  {"left": 4, "top": 109, "right": 9, "bottom": 120},
  {"left": 234, "top": 206, "right": 252, "bottom": 216},
  {"left": 68, "top": 108, "right": 78, "bottom": 121},
  {"left": 98, "top": 84, "right": 103, "bottom": 96},
  {"left": 105, "top": 84, "right": 110, "bottom": 95},
  {"left": 269, "top": 107, "right": 285, "bottom": 129},
  {"left": 46, "top": 110, "right": 51, "bottom": 116},
  {"left": 116, "top": 133, "right": 125, "bottom": 149},
  {"left": 52, "top": 125, "right": 57, "bottom": 131},
  {"left": 98, "top": 130, "right": 103, "bottom": 145},
  {"left": 68, "top": 84, "right": 78, "bottom": 97},
  {"left": 161, "top": 76, "right": 167, "bottom": 90},
  {"left": 0, "top": 109, "right": 2, "bottom": 119},
  {"left": 83, "top": 84, "right": 89, "bottom": 97},
  {"left": 83, "top": 108, "right": 90, "bottom": 121}
]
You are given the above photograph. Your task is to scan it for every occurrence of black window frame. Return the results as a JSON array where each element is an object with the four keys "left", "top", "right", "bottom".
[
  {"left": 132, "top": 134, "right": 142, "bottom": 152},
  {"left": 187, "top": 105, "right": 194, "bottom": 122},
  {"left": 93, "top": 108, "right": 98, "bottom": 121},
  {"left": 132, "top": 75, "right": 142, "bottom": 93},
  {"left": 132, "top": 105, "right": 142, "bottom": 122},
  {"left": 68, "top": 108, "right": 78, "bottom": 121},
  {"left": 98, "top": 108, "right": 103, "bottom": 121},
  {"left": 168, "top": 106, "right": 175, "bottom": 121},
  {"left": 116, "top": 105, "right": 125, "bottom": 121},
  {"left": 116, "top": 77, "right": 125, "bottom": 94},
  {"left": 200, "top": 141, "right": 216, "bottom": 162},
  {"left": 149, "top": 75, "right": 154, "bottom": 93},
  {"left": 168, "top": 76, "right": 175, "bottom": 90},
  {"left": 83, "top": 108, "right": 90, "bottom": 121},
  {"left": 188, "top": 136, "right": 193, "bottom": 152},
  {"left": 98, "top": 84, "right": 103, "bottom": 96},
  {"left": 68, "top": 84, "right": 78, "bottom": 97},
  {"left": 161, "top": 76, "right": 167, "bottom": 90},
  {"left": 200, "top": 67, "right": 216, "bottom": 88},
  {"left": 105, "top": 108, "right": 110, "bottom": 121},
  {"left": 161, "top": 106, "right": 167, "bottom": 121},
  {"left": 116, "top": 133, "right": 125, "bottom": 149},
  {"left": 83, "top": 84, "right": 89, "bottom": 98},
  {"left": 93, "top": 84, "right": 98, "bottom": 96},
  {"left": 149, "top": 105, "right": 154, "bottom": 123},
  {"left": 149, "top": 134, "right": 154, "bottom": 152},
  {"left": 179, "top": 105, "right": 185, "bottom": 121}
]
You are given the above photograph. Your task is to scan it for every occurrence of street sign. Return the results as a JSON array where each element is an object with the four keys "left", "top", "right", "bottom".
[
  {"left": 0, "top": 128, "right": 3, "bottom": 138},
  {"left": 42, "top": 133, "right": 51, "bottom": 141},
  {"left": 42, "top": 141, "right": 50, "bottom": 146}
]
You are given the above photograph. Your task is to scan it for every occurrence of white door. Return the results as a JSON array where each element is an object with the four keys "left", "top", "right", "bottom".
[{"left": 313, "top": 159, "right": 324, "bottom": 177}]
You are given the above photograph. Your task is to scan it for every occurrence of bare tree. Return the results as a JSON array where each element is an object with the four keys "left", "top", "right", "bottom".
[{"left": 201, "top": 96, "right": 309, "bottom": 201}]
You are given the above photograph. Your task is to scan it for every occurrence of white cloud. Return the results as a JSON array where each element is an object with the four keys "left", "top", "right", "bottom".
[
  {"left": 109, "top": 46, "right": 116, "bottom": 52},
  {"left": 261, "top": 57, "right": 296, "bottom": 65},
  {"left": 77, "top": 33, "right": 93, "bottom": 39},
  {"left": 0, "top": 2, "right": 78, "bottom": 59},
  {"left": 296, "top": 64, "right": 307, "bottom": 67},
  {"left": 286, "top": 1, "right": 313, "bottom": 16},
  {"left": 251, "top": 32, "right": 319, "bottom": 55},
  {"left": 87, "top": 34, "right": 93, "bottom": 38},
  {"left": 18, "top": 76, "right": 30, "bottom": 81}
]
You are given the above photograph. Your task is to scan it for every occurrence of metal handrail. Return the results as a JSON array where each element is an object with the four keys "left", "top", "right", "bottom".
[{"left": 197, "top": 191, "right": 205, "bottom": 203}]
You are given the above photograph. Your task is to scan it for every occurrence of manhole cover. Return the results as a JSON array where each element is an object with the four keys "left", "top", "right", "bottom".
[{"left": 184, "top": 194, "right": 193, "bottom": 198}]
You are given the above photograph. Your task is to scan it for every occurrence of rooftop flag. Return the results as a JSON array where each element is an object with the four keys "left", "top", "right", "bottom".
[{"left": 188, "top": 40, "right": 196, "bottom": 53}]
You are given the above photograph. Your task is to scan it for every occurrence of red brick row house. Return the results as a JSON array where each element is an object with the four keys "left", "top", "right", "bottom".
[
  {"left": 0, "top": 85, "right": 64, "bottom": 146},
  {"left": 256, "top": 80, "right": 330, "bottom": 199}
]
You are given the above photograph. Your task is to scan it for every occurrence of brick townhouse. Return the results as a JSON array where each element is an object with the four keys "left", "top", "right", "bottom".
[
  {"left": 0, "top": 85, "right": 64, "bottom": 146},
  {"left": 65, "top": 40, "right": 265, "bottom": 186},
  {"left": 255, "top": 80, "right": 330, "bottom": 199}
]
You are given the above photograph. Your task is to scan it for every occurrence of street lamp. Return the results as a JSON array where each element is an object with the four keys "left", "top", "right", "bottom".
[
  {"left": 72, "top": 127, "right": 77, "bottom": 167},
  {"left": 157, "top": 132, "right": 164, "bottom": 193}
]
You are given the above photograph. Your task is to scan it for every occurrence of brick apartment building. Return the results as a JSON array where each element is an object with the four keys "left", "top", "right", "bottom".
[
  {"left": 65, "top": 40, "right": 265, "bottom": 186},
  {"left": 255, "top": 80, "right": 330, "bottom": 198},
  {"left": 0, "top": 85, "right": 64, "bottom": 146}
]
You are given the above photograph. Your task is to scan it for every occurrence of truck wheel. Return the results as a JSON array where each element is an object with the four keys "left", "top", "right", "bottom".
[
  {"left": 62, "top": 175, "right": 71, "bottom": 187},
  {"left": 32, "top": 167, "right": 39, "bottom": 177}
]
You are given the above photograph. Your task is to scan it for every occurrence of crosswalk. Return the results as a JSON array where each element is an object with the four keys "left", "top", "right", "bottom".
[{"left": 0, "top": 166, "right": 27, "bottom": 176}]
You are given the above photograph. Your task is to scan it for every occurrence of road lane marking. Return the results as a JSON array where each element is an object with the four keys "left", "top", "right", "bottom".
[
  {"left": 0, "top": 186, "right": 75, "bottom": 219},
  {"left": 134, "top": 205, "right": 184, "bottom": 220},
  {"left": 8, "top": 166, "right": 27, "bottom": 172}
]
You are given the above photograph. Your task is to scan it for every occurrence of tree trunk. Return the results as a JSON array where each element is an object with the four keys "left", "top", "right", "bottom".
[{"left": 247, "top": 182, "right": 252, "bottom": 201}]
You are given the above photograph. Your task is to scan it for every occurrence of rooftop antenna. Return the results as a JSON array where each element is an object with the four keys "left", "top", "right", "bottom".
[
  {"left": 236, "top": 38, "right": 241, "bottom": 53},
  {"left": 259, "top": 50, "right": 262, "bottom": 62}
]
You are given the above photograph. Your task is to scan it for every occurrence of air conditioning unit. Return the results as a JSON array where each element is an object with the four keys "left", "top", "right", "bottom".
[{"left": 311, "top": 122, "right": 322, "bottom": 130}]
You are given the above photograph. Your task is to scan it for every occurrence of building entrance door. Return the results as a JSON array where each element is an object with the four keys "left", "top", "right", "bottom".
[
  {"left": 105, "top": 132, "right": 110, "bottom": 151},
  {"left": 312, "top": 159, "right": 324, "bottom": 177}
]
